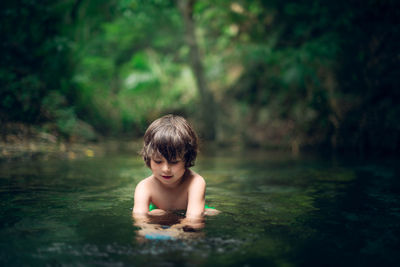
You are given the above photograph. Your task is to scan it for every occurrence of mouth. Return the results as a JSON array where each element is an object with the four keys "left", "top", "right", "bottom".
[{"left": 161, "top": 175, "right": 173, "bottom": 179}]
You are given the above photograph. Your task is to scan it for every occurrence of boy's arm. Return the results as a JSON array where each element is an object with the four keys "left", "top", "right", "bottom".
[
  {"left": 186, "top": 174, "right": 206, "bottom": 218},
  {"left": 133, "top": 179, "right": 151, "bottom": 215}
]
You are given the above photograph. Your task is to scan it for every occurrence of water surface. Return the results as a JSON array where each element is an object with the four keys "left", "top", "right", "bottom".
[{"left": 0, "top": 148, "right": 399, "bottom": 266}]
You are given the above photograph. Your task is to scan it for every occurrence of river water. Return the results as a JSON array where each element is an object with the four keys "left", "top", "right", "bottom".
[{"left": 0, "top": 147, "right": 399, "bottom": 266}]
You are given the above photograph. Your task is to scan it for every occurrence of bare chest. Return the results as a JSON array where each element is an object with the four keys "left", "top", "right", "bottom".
[{"left": 150, "top": 183, "right": 189, "bottom": 211}]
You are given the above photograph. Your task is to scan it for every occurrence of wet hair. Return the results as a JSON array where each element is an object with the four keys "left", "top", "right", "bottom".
[{"left": 141, "top": 114, "right": 198, "bottom": 168}]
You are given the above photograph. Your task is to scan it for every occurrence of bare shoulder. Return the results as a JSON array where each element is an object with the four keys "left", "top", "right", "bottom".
[
  {"left": 135, "top": 176, "right": 154, "bottom": 193},
  {"left": 188, "top": 171, "right": 206, "bottom": 198},
  {"left": 133, "top": 176, "right": 154, "bottom": 214},
  {"left": 188, "top": 170, "right": 206, "bottom": 187}
]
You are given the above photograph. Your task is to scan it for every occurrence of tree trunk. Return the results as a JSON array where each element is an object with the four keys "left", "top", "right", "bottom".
[{"left": 177, "top": 0, "right": 216, "bottom": 140}]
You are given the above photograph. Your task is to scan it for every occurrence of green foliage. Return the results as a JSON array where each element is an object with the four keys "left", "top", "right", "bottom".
[
  {"left": 67, "top": 0, "right": 202, "bottom": 136},
  {"left": 0, "top": 0, "right": 73, "bottom": 123},
  {"left": 1, "top": 0, "right": 398, "bottom": 153},
  {"left": 41, "top": 91, "right": 96, "bottom": 140},
  {"left": 197, "top": 0, "right": 399, "bottom": 152}
]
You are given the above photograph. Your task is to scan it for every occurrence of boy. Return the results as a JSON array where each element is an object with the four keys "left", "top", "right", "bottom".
[{"left": 133, "top": 114, "right": 218, "bottom": 220}]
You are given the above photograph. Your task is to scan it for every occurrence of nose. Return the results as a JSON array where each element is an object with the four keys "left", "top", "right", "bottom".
[{"left": 161, "top": 162, "right": 171, "bottom": 172}]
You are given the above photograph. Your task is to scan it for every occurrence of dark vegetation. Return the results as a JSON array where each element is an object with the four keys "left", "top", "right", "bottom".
[{"left": 1, "top": 0, "right": 399, "bottom": 155}]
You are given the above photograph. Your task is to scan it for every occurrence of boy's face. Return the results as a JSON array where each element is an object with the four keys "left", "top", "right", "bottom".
[{"left": 150, "top": 154, "right": 186, "bottom": 187}]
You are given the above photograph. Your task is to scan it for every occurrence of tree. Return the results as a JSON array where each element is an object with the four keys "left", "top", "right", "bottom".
[{"left": 178, "top": 0, "right": 216, "bottom": 140}]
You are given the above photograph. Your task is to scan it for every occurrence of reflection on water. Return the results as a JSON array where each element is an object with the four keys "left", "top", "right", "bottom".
[{"left": 0, "top": 148, "right": 399, "bottom": 266}]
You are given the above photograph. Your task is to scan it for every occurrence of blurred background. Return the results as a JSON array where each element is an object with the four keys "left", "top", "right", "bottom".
[{"left": 1, "top": 0, "right": 399, "bottom": 155}]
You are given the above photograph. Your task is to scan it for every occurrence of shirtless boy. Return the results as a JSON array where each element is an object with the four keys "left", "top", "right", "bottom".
[{"left": 133, "top": 114, "right": 218, "bottom": 220}]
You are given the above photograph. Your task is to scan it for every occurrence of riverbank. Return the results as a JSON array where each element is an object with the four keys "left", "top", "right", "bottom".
[
  {"left": 0, "top": 139, "right": 144, "bottom": 163},
  {"left": 0, "top": 141, "right": 95, "bottom": 162},
  {"left": 0, "top": 122, "right": 144, "bottom": 162}
]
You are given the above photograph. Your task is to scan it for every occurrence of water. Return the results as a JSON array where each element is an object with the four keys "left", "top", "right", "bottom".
[{"left": 0, "top": 148, "right": 399, "bottom": 266}]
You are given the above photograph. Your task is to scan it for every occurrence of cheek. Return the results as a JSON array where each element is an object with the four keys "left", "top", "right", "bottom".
[
  {"left": 149, "top": 162, "right": 158, "bottom": 172},
  {"left": 173, "top": 164, "right": 186, "bottom": 174}
]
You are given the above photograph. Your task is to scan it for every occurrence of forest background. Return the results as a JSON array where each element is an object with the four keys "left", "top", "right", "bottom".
[{"left": 1, "top": 0, "right": 399, "bottom": 156}]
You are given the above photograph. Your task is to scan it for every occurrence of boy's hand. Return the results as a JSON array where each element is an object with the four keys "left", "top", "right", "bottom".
[
  {"left": 148, "top": 209, "right": 168, "bottom": 216},
  {"left": 171, "top": 217, "right": 204, "bottom": 231},
  {"left": 204, "top": 208, "right": 220, "bottom": 216}
]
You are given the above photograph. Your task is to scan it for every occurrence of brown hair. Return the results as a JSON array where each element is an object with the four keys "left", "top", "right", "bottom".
[{"left": 141, "top": 114, "right": 198, "bottom": 168}]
